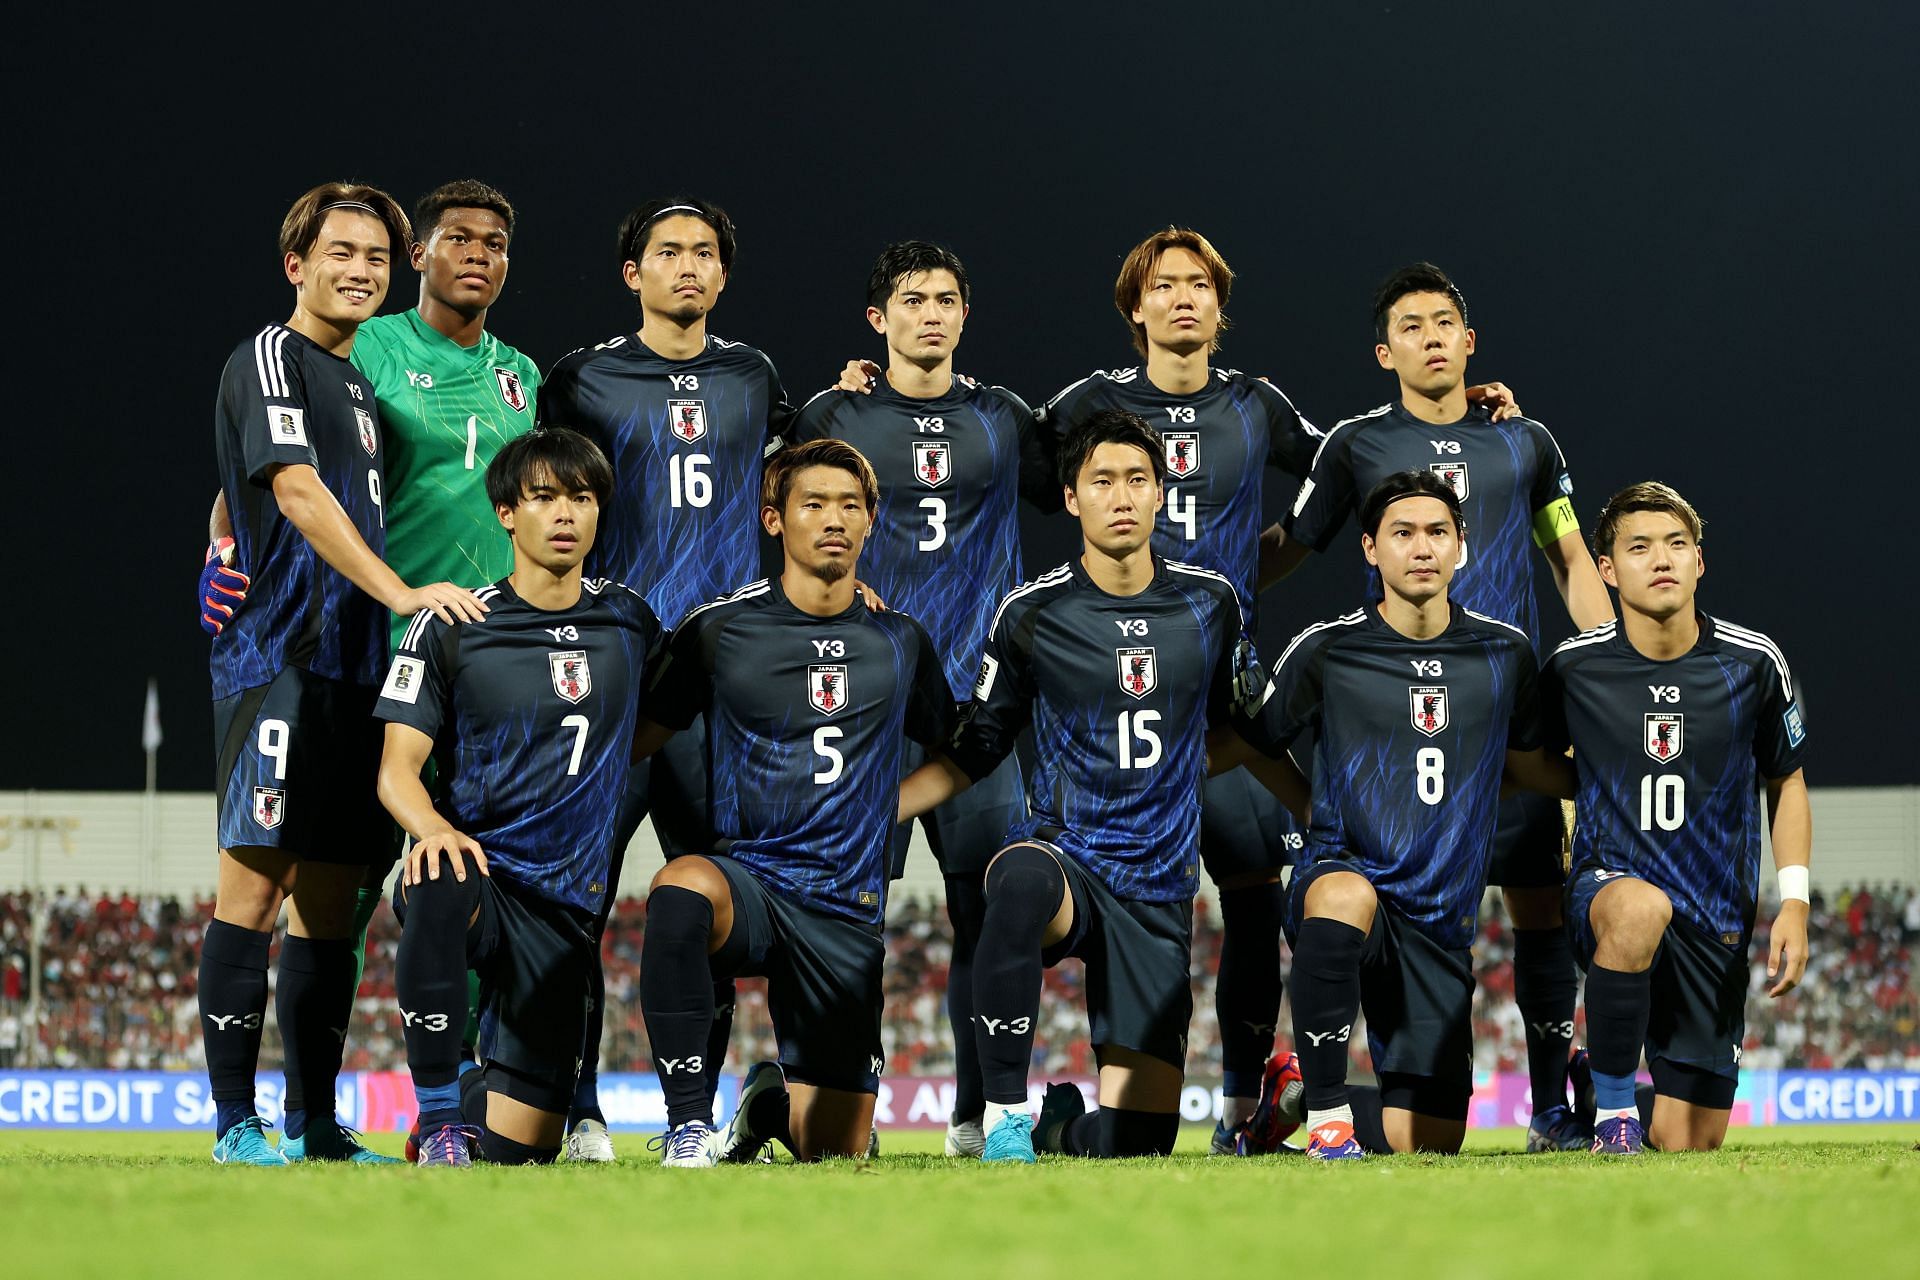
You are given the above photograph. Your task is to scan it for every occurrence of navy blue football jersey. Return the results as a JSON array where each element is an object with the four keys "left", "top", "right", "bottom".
[
  {"left": 1036, "top": 367, "right": 1320, "bottom": 628},
  {"left": 1258, "top": 603, "right": 1543, "bottom": 947},
  {"left": 374, "top": 578, "right": 661, "bottom": 914},
  {"left": 1286, "top": 403, "right": 1579, "bottom": 651},
  {"left": 538, "top": 334, "right": 793, "bottom": 627},
  {"left": 1543, "top": 615, "right": 1809, "bottom": 942},
  {"left": 947, "top": 556, "right": 1267, "bottom": 903},
  {"left": 211, "top": 325, "right": 389, "bottom": 697},
  {"left": 791, "top": 376, "right": 1060, "bottom": 697},
  {"left": 647, "top": 578, "right": 955, "bottom": 925}
]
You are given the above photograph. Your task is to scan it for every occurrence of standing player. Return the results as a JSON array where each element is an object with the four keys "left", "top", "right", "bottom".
[
  {"left": 1237, "top": 471, "right": 1569, "bottom": 1158},
  {"left": 630, "top": 439, "right": 954, "bottom": 1165},
  {"left": 200, "top": 183, "right": 485, "bottom": 1165},
  {"left": 792, "top": 241, "right": 1057, "bottom": 1156},
  {"left": 1266, "top": 263, "right": 1610, "bottom": 1149},
  {"left": 1543, "top": 483, "right": 1810, "bottom": 1153},
  {"left": 538, "top": 197, "right": 795, "bottom": 1154},
  {"left": 377, "top": 428, "right": 659, "bottom": 1165},
  {"left": 898, "top": 410, "right": 1273, "bottom": 1162}
]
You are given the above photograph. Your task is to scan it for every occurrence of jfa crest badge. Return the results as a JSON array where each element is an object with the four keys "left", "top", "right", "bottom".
[
  {"left": 669, "top": 400, "right": 707, "bottom": 443},
  {"left": 809, "top": 664, "right": 849, "bottom": 715},
  {"left": 252, "top": 787, "right": 285, "bottom": 830},
  {"left": 494, "top": 366, "right": 527, "bottom": 412},
  {"left": 1644, "top": 713, "right": 1684, "bottom": 762},
  {"left": 1164, "top": 431, "right": 1200, "bottom": 478},
  {"left": 550, "top": 650, "right": 592, "bottom": 704},
  {"left": 1429, "top": 461, "right": 1469, "bottom": 500},
  {"left": 355, "top": 408, "right": 377, "bottom": 456},
  {"left": 912, "top": 439, "right": 951, "bottom": 488},
  {"left": 1410, "top": 685, "right": 1449, "bottom": 737},
  {"left": 1117, "top": 647, "right": 1157, "bottom": 700}
]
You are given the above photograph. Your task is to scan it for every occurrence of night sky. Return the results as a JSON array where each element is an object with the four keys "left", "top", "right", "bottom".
[{"left": 7, "top": 5, "right": 1914, "bottom": 789}]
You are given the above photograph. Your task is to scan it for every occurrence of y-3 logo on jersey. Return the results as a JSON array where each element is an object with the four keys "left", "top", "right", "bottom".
[
  {"left": 1410, "top": 686, "right": 1449, "bottom": 737},
  {"left": 1164, "top": 431, "right": 1200, "bottom": 477},
  {"left": 1644, "top": 713, "right": 1684, "bottom": 762},
  {"left": 1117, "top": 647, "right": 1158, "bottom": 699},
  {"left": 912, "top": 439, "right": 951, "bottom": 488},
  {"left": 668, "top": 400, "right": 707, "bottom": 443}
]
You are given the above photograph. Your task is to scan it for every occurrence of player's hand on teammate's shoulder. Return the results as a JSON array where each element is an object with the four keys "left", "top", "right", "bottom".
[
  {"left": 199, "top": 537, "right": 250, "bottom": 637},
  {"left": 836, "top": 359, "right": 881, "bottom": 394},
  {"left": 1766, "top": 897, "right": 1810, "bottom": 998},
  {"left": 398, "top": 582, "right": 491, "bottom": 625},
  {"left": 403, "top": 829, "right": 489, "bottom": 886},
  {"left": 855, "top": 579, "right": 889, "bottom": 612},
  {"left": 1464, "top": 381, "right": 1522, "bottom": 421}
]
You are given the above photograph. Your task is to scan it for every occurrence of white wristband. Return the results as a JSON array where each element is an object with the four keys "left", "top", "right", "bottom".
[{"left": 1777, "top": 865, "right": 1810, "bottom": 904}]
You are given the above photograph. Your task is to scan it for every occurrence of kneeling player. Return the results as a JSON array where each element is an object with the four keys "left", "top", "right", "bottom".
[
  {"left": 900, "top": 409, "right": 1273, "bottom": 1162},
  {"left": 632, "top": 439, "right": 954, "bottom": 1166},
  {"left": 1232, "top": 471, "right": 1570, "bottom": 1158},
  {"left": 1544, "top": 482, "right": 1810, "bottom": 1154},
  {"left": 376, "top": 429, "right": 660, "bottom": 1165}
]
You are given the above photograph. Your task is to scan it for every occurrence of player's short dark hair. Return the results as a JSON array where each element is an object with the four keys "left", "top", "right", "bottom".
[
  {"left": 485, "top": 428, "right": 614, "bottom": 511},
  {"left": 1360, "top": 469, "right": 1466, "bottom": 539},
  {"left": 1057, "top": 408, "right": 1166, "bottom": 488},
  {"left": 279, "top": 181, "right": 411, "bottom": 261},
  {"left": 1592, "top": 481, "right": 1705, "bottom": 557},
  {"left": 1114, "top": 227, "right": 1234, "bottom": 358},
  {"left": 617, "top": 196, "right": 737, "bottom": 273},
  {"left": 414, "top": 179, "right": 516, "bottom": 239},
  {"left": 763, "top": 438, "right": 880, "bottom": 514},
  {"left": 866, "top": 241, "right": 971, "bottom": 310},
  {"left": 1372, "top": 262, "right": 1469, "bottom": 344}
]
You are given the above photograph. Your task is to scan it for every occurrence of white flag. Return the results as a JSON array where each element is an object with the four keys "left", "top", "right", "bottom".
[{"left": 142, "top": 678, "right": 163, "bottom": 754}]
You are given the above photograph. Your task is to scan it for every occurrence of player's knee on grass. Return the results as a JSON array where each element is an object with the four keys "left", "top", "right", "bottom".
[
  {"left": 786, "top": 1081, "right": 876, "bottom": 1161},
  {"left": 484, "top": 1066, "right": 569, "bottom": 1152},
  {"left": 1378, "top": 1074, "right": 1468, "bottom": 1153},
  {"left": 1301, "top": 869, "right": 1377, "bottom": 932},
  {"left": 1649, "top": 1061, "right": 1734, "bottom": 1150},
  {"left": 1063, "top": 1106, "right": 1179, "bottom": 1158},
  {"left": 1591, "top": 879, "right": 1673, "bottom": 970}
]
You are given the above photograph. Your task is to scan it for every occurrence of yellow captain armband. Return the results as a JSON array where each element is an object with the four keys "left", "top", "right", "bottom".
[{"left": 1532, "top": 496, "right": 1580, "bottom": 548}]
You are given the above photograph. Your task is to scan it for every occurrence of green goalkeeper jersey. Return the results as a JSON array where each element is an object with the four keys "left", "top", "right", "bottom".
[{"left": 351, "top": 310, "right": 542, "bottom": 647}]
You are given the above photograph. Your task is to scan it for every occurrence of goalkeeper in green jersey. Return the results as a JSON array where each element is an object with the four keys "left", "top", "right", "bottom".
[{"left": 200, "top": 180, "right": 542, "bottom": 1147}]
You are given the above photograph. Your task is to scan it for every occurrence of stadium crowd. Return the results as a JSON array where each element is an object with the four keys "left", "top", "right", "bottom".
[{"left": 3, "top": 884, "right": 1915, "bottom": 1076}]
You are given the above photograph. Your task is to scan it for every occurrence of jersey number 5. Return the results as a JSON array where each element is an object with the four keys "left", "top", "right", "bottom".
[{"left": 814, "top": 727, "right": 844, "bottom": 784}]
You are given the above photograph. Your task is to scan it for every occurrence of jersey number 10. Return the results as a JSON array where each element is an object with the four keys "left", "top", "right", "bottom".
[{"left": 1639, "top": 774, "right": 1685, "bottom": 832}]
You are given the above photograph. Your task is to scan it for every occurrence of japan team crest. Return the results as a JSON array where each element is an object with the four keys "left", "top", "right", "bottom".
[
  {"left": 912, "top": 439, "right": 952, "bottom": 488},
  {"left": 1410, "top": 685, "right": 1449, "bottom": 737},
  {"left": 494, "top": 366, "right": 527, "bottom": 412},
  {"left": 1164, "top": 431, "right": 1200, "bottom": 478},
  {"left": 1644, "top": 713, "right": 1684, "bottom": 762},
  {"left": 355, "top": 408, "right": 377, "bottom": 456},
  {"left": 1429, "top": 460, "right": 1469, "bottom": 500},
  {"left": 809, "top": 664, "right": 849, "bottom": 715},
  {"left": 1117, "top": 647, "right": 1158, "bottom": 700},
  {"left": 669, "top": 399, "right": 707, "bottom": 443},
  {"left": 252, "top": 787, "right": 285, "bottom": 830},
  {"left": 550, "top": 650, "right": 592, "bottom": 704}
]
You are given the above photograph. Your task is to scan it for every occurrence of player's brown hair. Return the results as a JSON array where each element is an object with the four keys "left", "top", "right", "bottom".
[
  {"left": 1113, "top": 227, "right": 1235, "bottom": 358},
  {"left": 414, "top": 179, "right": 516, "bottom": 239},
  {"left": 278, "top": 182, "right": 411, "bottom": 262},
  {"left": 1592, "top": 481, "right": 1706, "bottom": 558},
  {"left": 762, "top": 438, "right": 880, "bottom": 515}
]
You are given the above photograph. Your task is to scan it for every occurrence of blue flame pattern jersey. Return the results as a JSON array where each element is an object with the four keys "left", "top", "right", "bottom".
[
  {"left": 1257, "top": 603, "right": 1543, "bottom": 948},
  {"left": 1542, "top": 616, "right": 1808, "bottom": 942},
  {"left": 1285, "top": 402, "right": 1579, "bottom": 651},
  {"left": 211, "top": 325, "right": 389, "bottom": 698},
  {"left": 647, "top": 578, "right": 955, "bottom": 926},
  {"left": 1036, "top": 367, "right": 1320, "bottom": 629},
  {"left": 791, "top": 376, "right": 1060, "bottom": 697},
  {"left": 946, "top": 557, "right": 1267, "bottom": 903},
  {"left": 373, "top": 578, "right": 661, "bottom": 914},
  {"left": 537, "top": 334, "right": 792, "bottom": 627}
]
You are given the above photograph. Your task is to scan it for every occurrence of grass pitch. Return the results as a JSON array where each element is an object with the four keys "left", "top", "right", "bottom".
[{"left": 3, "top": 1127, "right": 1914, "bottom": 1279}]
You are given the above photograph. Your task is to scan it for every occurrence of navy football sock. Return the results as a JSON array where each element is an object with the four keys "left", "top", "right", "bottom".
[
  {"left": 973, "top": 847, "right": 1065, "bottom": 1105},
  {"left": 706, "top": 977, "right": 737, "bottom": 1113},
  {"left": 1513, "top": 927, "right": 1579, "bottom": 1113},
  {"left": 641, "top": 886, "right": 719, "bottom": 1127},
  {"left": 277, "top": 934, "right": 357, "bottom": 1138},
  {"left": 569, "top": 943, "right": 608, "bottom": 1127},
  {"left": 198, "top": 920, "right": 271, "bottom": 1135},
  {"left": 479, "top": 1128, "right": 560, "bottom": 1165},
  {"left": 1061, "top": 1107, "right": 1179, "bottom": 1158},
  {"left": 943, "top": 872, "right": 988, "bottom": 1122},
  {"left": 1289, "top": 917, "right": 1367, "bottom": 1113},
  {"left": 1216, "top": 881, "right": 1286, "bottom": 1100},
  {"left": 396, "top": 874, "right": 484, "bottom": 1110},
  {"left": 1584, "top": 963, "right": 1651, "bottom": 1112}
]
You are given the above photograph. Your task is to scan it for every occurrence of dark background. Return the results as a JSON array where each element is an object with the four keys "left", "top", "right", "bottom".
[{"left": 6, "top": 5, "right": 1915, "bottom": 789}]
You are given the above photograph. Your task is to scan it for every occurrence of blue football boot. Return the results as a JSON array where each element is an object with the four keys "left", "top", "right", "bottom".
[
  {"left": 981, "top": 1110, "right": 1037, "bottom": 1163},
  {"left": 211, "top": 1116, "right": 289, "bottom": 1166},
  {"left": 282, "top": 1118, "right": 403, "bottom": 1164}
]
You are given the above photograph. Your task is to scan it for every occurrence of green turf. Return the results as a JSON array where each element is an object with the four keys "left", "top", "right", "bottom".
[{"left": 2, "top": 1127, "right": 1913, "bottom": 1278}]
